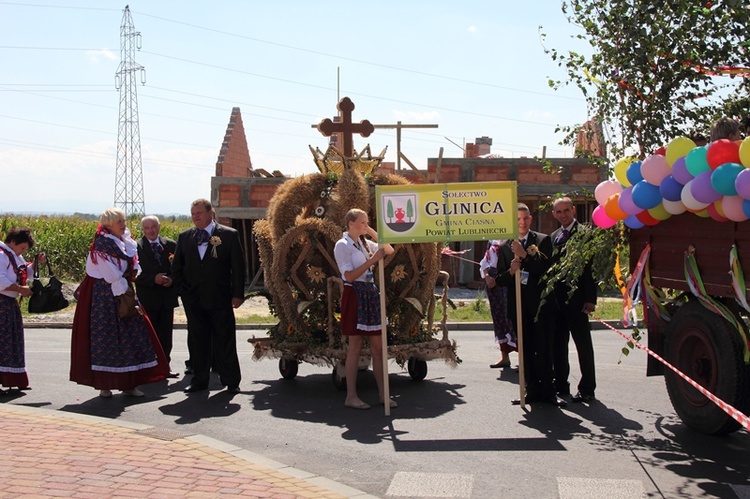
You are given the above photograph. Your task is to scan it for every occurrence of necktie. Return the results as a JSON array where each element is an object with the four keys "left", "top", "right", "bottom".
[
  {"left": 520, "top": 238, "right": 528, "bottom": 249},
  {"left": 555, "top": 228, "right": 570, "bottom": 246},
  {"left": 194, "top": 229, "right": 210, "bottom": 244},
  {"left": 150, "top": 242, "right": 164, "bottom": 263}
]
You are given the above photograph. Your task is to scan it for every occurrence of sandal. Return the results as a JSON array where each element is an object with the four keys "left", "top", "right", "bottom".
[{"left": 344, "top": 399, "right": 370, "bottom": 410}]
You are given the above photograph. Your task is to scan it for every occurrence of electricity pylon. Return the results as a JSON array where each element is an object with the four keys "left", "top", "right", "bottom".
[{"left": 114, "top": 5, "right": 146, "bottom": 217}]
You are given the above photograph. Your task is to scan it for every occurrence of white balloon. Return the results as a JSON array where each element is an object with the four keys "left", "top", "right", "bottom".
[{"left": 662, "top": 198, "right": 687, "bottom": 215}]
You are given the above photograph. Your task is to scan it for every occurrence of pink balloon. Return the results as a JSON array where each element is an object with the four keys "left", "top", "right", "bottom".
[
  {"left": 641, "top": 154, "right": 671, "bottom": 186},
  {"left": 592, "top": 205, "right": 617, "bottom": 228},
  {"left": 618, "top": 186, "right": 641, "bottom": 215},
  {"left": 721, "top": 195, "right": 749, "bottom": 222},
  {"left": 707, "top": 202, "right": 729, "bottom": 222},
  {"left": 735, "top": 168, "right": 750, "bottom": 200},
  {"left": 595, "top": 180, "right": 623, "bottom": 206}
]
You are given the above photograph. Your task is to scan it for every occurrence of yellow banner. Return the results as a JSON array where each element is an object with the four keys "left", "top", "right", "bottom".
[{"left": 375, "top": 181, "right": 518, "bottom": 244}]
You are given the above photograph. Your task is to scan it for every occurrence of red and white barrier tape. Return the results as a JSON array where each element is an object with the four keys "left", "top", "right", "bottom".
[{"left": 595, "top": 317, "right": 750, "bottom": 431}]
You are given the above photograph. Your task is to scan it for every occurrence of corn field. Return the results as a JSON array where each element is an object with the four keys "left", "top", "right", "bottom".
[{"left": 0, "top": 214, "right": 193, "bottom": 282}]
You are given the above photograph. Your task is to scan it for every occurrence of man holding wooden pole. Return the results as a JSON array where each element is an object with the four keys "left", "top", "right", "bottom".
[{"left": 499, "top": 204, "right": 566, "bottom": 407}]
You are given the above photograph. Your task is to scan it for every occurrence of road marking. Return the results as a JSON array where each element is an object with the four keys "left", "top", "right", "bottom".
[
  {"left": 386, "top": 472, "right": 473, "bottom": 498},
  {"left": 558, "top": 477, "right": 643, "bottom": 499}
]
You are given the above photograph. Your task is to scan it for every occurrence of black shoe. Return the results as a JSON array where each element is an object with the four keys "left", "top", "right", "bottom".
[
  {"left": 545, "top": 395, "right": 568, "bottom": 407},
  {"left": 226, "top": 385, "right": 240, "bottom": 394},
  {"left": 166, "top": 372, "right": 180, "bottom": 378},
  {"left": 184, "top": 367, "right": 194, "bottom": 375},
  {"left": 183, "top": 384, "right": 208, "bottom": 393},
  {"left": 571, "top": 391, "right": 595, "bottom": 403}
]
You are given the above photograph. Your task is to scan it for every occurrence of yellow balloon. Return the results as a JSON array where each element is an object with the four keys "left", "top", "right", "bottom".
[
  {"left": 740, "top": 137, "right": 750, "bottom": 168},
  {"left": 694, "top": 209, "right": 710, "bottom": 218},
  {"left": 647, "top": 203, "right": 671, "bottom": 220},
  {"left": 665, "top": 136, "right": 696, "bottom": 167},
  {"left": 614, "top": 156, "right": 637, "bottom": 187}
]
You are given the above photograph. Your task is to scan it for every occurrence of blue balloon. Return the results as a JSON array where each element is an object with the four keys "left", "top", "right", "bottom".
[
  {"left": 631, "top": 180, "right": 662, "bottom": 209},
  {"left": 743, "top": 199, "right": 750, "bottom": 219},
  {"left": 659, "top": 174, "right": 684, "bottom": 202},
  {"left": 624, "top": 214, "right": 645, "bottom": 229},
  {"left": 626, "top": 161, "right": 644, "bottom": 186}
]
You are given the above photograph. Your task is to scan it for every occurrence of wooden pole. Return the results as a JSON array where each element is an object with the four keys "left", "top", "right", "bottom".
[
  {"left": 515, "top": 267, "right": 525, "bottom": 405},
  {"left": 378, "top": 253, "right": 390, "bottom": 416}
]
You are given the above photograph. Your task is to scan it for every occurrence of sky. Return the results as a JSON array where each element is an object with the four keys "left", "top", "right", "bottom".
[{"left": 0, "top": 0, "right": 588, "bottom": 216}]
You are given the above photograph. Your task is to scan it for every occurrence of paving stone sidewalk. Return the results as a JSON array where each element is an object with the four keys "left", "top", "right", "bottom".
[{"left": 0, "top": 405, "right": 372, "bottom": 498}]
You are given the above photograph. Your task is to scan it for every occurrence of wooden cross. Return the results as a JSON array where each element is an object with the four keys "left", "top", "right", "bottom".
[{"left": 316, "top": 97, "right": 374, "bottom": 157}]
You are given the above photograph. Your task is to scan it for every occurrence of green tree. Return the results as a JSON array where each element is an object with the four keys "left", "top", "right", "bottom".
[
  {"left": 387, "top": 199, "right": 394, "bottom": 223},
  {"left": 543, "top": 0, "right": 750, "bottom": 161},
  {"left": 406, "top": 199, "right": 414, "bottom": 221}
]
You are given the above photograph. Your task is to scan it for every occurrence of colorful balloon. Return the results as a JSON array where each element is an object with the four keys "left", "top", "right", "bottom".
[
  {"left": 659, "top": 174, "right": 684, "bottom": 202},
  {"left": 671, "top": 156, "right": 694, "bottom": 184},
  {"left": 690, "top": 170, "right": 722, "bottom": 203},
  {"left": 663, "top": 198, "right": 687, "bottom": 215},
  {"left": 710, "top": 162, "right": 744, "bottom": 196},
  {"left": 681, "top": 179, "right": 710, "bottom": 212},
  {"left": 665, "top": 136, "right": 696, "bottom": 167},
  {"left": 614, "top": 157, "right": 636, "bottom": 187},
  {"left": 618, "top": 186, "right": 640, "bottom": 215},
  {"left": 734, "top": 168, "right": 750, "bottom": 200},
  {"left": 694, "top": 209, "right": 710, "bottom": 218},
  {"left": 648, "top": 203, "right": 671, "bottom": 221},
  {"left": 742, "top": 199, "right": 750, "bottom": 219},
  {"left": 636, "top": 209, "right": 660, "bottom": 226},
  {"left": 740, "top": 137, "right": 750, "bottom": 168},
  {"left": 623, "top": 214, "right": 645, "bottom": 229},
  {"left": 707, "top": 202, "right": 729, "bottom": 222},
  {"left": 641, "top": 154, "right": 671, "bottom": 186},
  {"left": 721, "top": 195, "right": 749, "bottom": 222},
  {"left": 685, "top": 146, "right": 710, "bottom": 176},
  {"left": 594, "top": 180, "right": 623, "bottom": 206},
  {"left": 631, "top": 180, "right": 662, "bottom": 209},
  {"left": 706, "top": 139, "right": 741, "bottom": 169},
  {"left": 625, "top": 161, "right": 644, "bottom": 186},
  {"left": 654, "top": 146, "right": 667, "bottom": 156},
  {"left": 592, "top": 205, "right": 617, "bottom": 228},
  {"left": 604, "top": 193, "right": 628, "bottom": 221}
]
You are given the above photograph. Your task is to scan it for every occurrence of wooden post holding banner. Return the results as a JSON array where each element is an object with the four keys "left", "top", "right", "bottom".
[
  {"left": 515, "top": 265, "right": 525, "bottom": 406},
  {"left": 378, "top": 252, "right": 390, "bottom": 416}
]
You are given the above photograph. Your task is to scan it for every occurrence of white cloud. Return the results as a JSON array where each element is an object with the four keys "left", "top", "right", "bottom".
[
  {"left": 86, "top": 49, "right": 117, "bottom": 64},
  {"left": 467, "top": 26, "right": 478, "bottom": 33}
]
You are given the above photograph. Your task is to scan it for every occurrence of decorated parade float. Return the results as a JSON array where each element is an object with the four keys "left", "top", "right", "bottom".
[
  {"left": 250, "top": 97, "right": 459, "bottom": 387},
  {"left": 591, "top": 135, "right": 750, "bottom": 434}
]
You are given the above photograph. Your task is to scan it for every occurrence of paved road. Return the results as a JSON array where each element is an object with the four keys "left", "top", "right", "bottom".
[{"left": 8, "top": 325, "right": 750, "bottom": 498}]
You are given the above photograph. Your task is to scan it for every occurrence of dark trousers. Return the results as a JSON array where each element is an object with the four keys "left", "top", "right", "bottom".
[
  {"left": 143, "top": 306, "right": 175, "bottom": 364},
  {"left": 517, "top": 309, "right": 555, "bottom": 399},
  {"left": 552, "top": 309, "right": 596, "bottom": 396},
  {"left": 184, "top": 304, "right": 241, "bottom": 388}
]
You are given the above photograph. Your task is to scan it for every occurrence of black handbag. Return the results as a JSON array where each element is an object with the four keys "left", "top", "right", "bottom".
[{"left": 28, "top": 255, "right": 69, "bottom": 314}]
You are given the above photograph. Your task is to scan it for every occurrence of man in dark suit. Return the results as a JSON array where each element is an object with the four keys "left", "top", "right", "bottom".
[
  {"left": 171, "top": 198, "right": 246, "bottom": 394},
  {"left": 135, "top": 215, "right": 179, "bottom": 378},
  {"left": 496, "top": 204, "right": 564, "bottom": 407},
  {"left": 547, "top": 197, "right": 597, "bottom": 403}
]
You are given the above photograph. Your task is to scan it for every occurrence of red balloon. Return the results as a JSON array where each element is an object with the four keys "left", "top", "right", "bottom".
[
  {"left": 654, "top": 146, "right": 667, "bottom": 156},
  {"left": 636, "top": 210, "right": 660, "bottom": 226},
  {"left": 706, "top": 139, "right": 741, "bottom": 169}
]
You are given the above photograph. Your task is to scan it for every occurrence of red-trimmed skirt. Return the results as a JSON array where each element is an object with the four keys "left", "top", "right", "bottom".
[
  {"left": 70, "top": 276, "right": 168, "bottom": 390},
  {"left": 0, "top": 294, "right": 29, "bottom": 388}
]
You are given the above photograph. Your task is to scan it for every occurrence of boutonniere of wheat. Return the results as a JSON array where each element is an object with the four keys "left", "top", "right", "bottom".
[
  {"left": 526, "top": 244, "right": 547, "bottom": 259},
  {"left": 209, "top": 236, "right": 222, "bottom": 258}
]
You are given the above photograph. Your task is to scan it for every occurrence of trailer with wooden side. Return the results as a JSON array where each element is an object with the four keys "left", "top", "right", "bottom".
[{"left": 629, "top": 213, "right": 750, "bottom": 434}]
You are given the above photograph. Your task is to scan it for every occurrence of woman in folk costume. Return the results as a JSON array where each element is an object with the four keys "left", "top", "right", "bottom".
[
  {"left": 479, "top": 239, "right": 517, "bottom": 369},
  {"left": 70, "top": 208, "right": 168, "bottom": 398},
  {"left": 333, "top": 208, "right": 396, "bottom": 410},
  {"left": 0, "top": 228, "right": 42, "bottom": 392}
]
